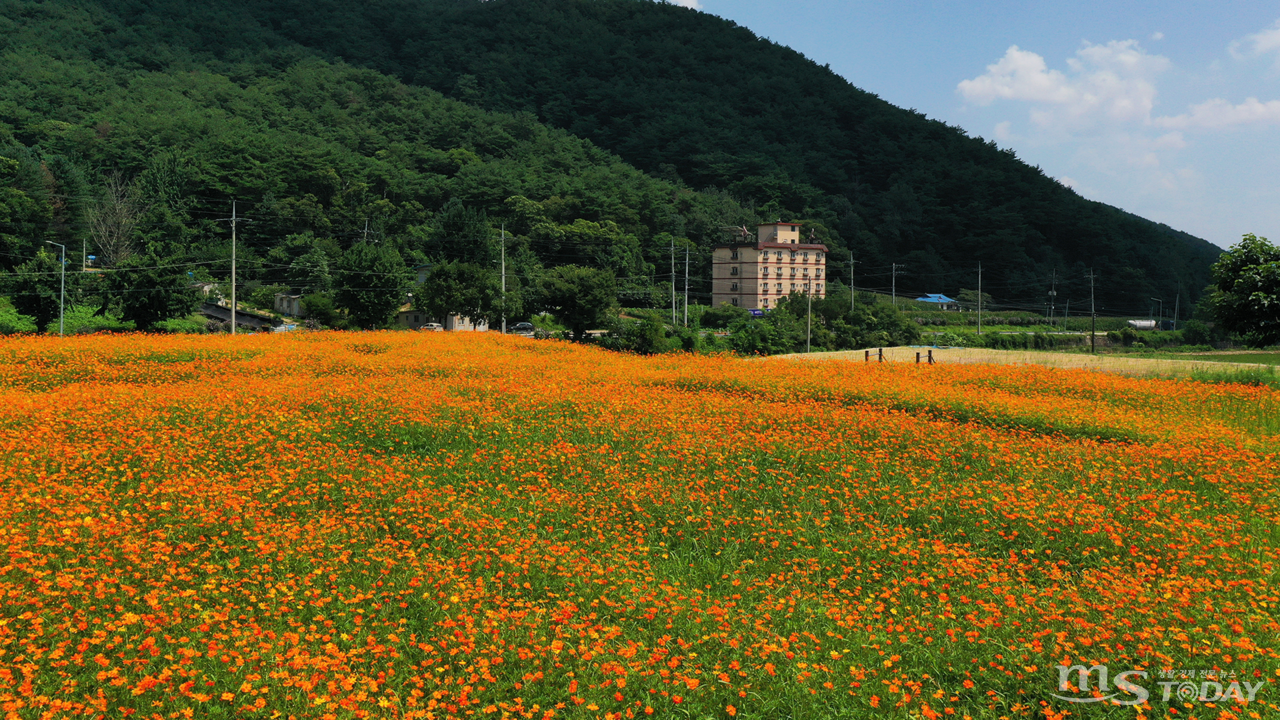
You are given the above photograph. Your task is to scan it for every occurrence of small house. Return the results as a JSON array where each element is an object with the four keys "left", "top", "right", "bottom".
[{"left": 914, "top": 294, "right": 958, "bottom": 310}]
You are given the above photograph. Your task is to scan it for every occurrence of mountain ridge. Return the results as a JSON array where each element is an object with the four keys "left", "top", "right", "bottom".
[{"left": 0, "top": 0, "right": 1222, "bottom": 314}]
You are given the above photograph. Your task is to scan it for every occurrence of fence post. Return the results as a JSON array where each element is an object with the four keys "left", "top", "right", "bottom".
[
  {"left": 865, "top": 349, "right": 870, "bottom": 363},
  {"left": 928, "top": 349, "right": 934, "bottom": 365},
  {"left": 878, "top": 348, "right": 884, "bottom": 363},
  {"left": 915, "top": 352, "right": 920, "bottom": 364}
]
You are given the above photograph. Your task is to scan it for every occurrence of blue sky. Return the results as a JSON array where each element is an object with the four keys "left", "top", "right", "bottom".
[{"left": 676, "top": 0, "right": 1280, "bottom": 249}]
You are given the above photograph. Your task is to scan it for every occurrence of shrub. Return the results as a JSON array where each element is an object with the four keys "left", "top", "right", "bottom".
[
  {"left": 0, "top": 304, "right": 37, "bottom": 334},
  {"left": 1182, "top": 319, "right": 1213, "bottom": 346},
  {"left": 701, "top": 302, "right": 749, "bottom": 329},
  {"left": 247, "top": 284, "right": 289, "bottom": 311},
  {"left": 302, "top": 293, "right": 340, "bottom": 328},
  {"left": 601, "top": 315, "right": 671, "bottom": 355}
]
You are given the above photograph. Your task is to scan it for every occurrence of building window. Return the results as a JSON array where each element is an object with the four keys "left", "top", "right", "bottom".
[
  {"left": 731, "top": 297, "right": 739, "bottom": 306},
  {"left": 731, "top": 282, "right": 739, "bottom": 291},
  {"left": 817, "top": 284, "right": 824, "bottom": 293},
  {"left": 776, "top": 283, "right": 782, "bottom": 291},
  {"left": 803, "top": 269, "right": 809, "bottom": 276},
  {"left": 730, "top": 250, "right": 739, "bottom": 260},
  {"left": 762, "top": 298, "right": 770, "bottom": 307},
  {"left": 776, "top": 251, "right": 783, "bottom": 259},
  {"left": 791, "top": 268, "right": 797, "bottom": 276},
  {"left": 790, "top": 251, "right": 797, "bottom": 260},
  {"left": 817, "top": 252, "right": 824, "bottom": 260},
  {"left": 817, "top": 268, "right": 823, "bottom": 277},
  {"left": 730, "top": 266, "right": 739, "bottom": 276},
  {"left": 803, "top": 252, "right": 809, "bottom": 260},
  {"left": 790, "top": 283, "right": 796, "bottom": 291}
]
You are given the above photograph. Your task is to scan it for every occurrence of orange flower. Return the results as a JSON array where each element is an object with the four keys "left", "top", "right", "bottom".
[{"left": 0, "top": 331, "right": 1271, "bottom": 720}]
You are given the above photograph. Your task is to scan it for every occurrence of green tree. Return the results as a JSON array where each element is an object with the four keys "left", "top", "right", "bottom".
[
  {"left": 333, "top": 242, "right": 411, "bottom": 329},
  {"left": 301, "top": 293, "right": 341, "bottom": 328},
  {"left": 535, "top": 265, "right": 617, "bottom": 341},
  {"left": 1207, "top": 233, "right": 1280, "bottom": 347},
  {"left": 729, "top": 310, "right": 805, "bottom": 355},
  {"left": 298, "top": 293, "right": 338, "bottom": 327},
  {"left": 601, "top": 314, "right": 670, "bottom": 354},
  {"left": 956, "top": 288, "right": 994, "bottom": 311},
  {"left": 106, "top": 253, "right": 199, "bottom": 331},
  {"left": 5, "top": 249, "right": 63, "bottom": 331},
  {"left": 700, "top": 301, "right": 750, "bottom": 329},
  {"left": 416, "top": 261, "right": 500, "bottom": 326},
  {"left": 288, "top": 246, "right": 334, "bottom": 294},
  {"left": 0, "top": 156, "right": 50, "bottom": 269}
]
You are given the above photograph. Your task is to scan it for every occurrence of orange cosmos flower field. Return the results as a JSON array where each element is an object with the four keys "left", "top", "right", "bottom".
[{"left": 0, "top": 332, "right": 1276, "bottom": 720}]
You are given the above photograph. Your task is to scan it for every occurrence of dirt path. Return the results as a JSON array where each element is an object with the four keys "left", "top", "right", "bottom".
[{"left": 776, "top": 346, "right": 1276, "bottom": 378}]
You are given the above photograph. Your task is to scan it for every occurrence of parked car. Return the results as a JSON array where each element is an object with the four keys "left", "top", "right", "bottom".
[
  {"left": 510, "top": 322, "right": 534, "bottom": 334},
  {"left": 420, "top": 323, "right": 444, "bottom": 332}
]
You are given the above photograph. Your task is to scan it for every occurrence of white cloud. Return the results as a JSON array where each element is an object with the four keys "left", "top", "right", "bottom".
[
  {"left": 1059, "top": 176, "right": 1077, "bottom": 189},
  {"left": 1156, "top": 97, "right": 1280, "bottom": 129},
  {"left": 1152, "top": 131, "right": 1186, "bottom": 149},
  {"left": 993, "top": 120, "right": 1012, "bottom": 140},
  {"left": 958, "top": 41, "right": 1169, "bottom": 129},
  {"left": 1150, "top": 31, "right": 1164, "bottom": 41},
  {"left": 666, "top": 0, "right": 702, "bottom": 8},
  {"left": 1230, "top": 19, "right": 1280, "bottom": 66}
]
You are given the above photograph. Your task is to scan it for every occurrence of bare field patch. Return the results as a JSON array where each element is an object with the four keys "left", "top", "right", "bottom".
[{"left": 780, "top": 346, "right": 1278, "bottom": 378}]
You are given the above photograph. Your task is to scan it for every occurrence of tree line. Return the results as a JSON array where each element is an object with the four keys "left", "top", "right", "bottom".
[
  {"left": 2, "top": 0, "right": 1257, "bottom": 348},
  {"left": 54, "top": 0, "right": 1224, "bottom": 313}
]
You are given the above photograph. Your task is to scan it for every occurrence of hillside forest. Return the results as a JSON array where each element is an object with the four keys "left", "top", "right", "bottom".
[{"left": 0, "top": 0, "right": 1225, "bottom": 338}]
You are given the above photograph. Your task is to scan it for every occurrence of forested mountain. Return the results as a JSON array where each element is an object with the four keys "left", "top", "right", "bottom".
[
  {"left": 1, "top": 0, "right": 1221, "bottom": 314},
  {"left": 0, "top": 0, "right": 750, "bottom": 312}
]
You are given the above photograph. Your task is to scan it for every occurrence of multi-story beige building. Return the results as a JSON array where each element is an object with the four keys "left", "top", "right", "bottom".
[{"left": 711, "top": 222, "right": 828, "bottom": 310}]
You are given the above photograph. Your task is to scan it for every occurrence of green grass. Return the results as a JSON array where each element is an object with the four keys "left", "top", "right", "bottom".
[{"left": 1183, "top": 352, "right": 1280, "bottom": 366}]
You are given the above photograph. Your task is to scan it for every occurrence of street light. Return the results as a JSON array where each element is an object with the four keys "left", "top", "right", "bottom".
[{"left": 45, "top": 241, "right": 65, "bottom": 336}]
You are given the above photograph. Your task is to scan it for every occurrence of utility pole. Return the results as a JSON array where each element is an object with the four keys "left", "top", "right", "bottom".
[
  {"left": 232, "top": 212, "right": 236, "bottom": 334},
  {"left": 670, "top": 237, "right": 676, "bottom": 327},
  {"left": 500, "top": 225, "right": 507, "bottom": 334},
  {"left": 892, "top": 263, "right": 900, "bottom": 306},
  {"left": 46, "top": 241, "right": 65, "bottom": 336},
  {"left": 218, "top": 201, "right": 248, "bottom": 335},
  {"left": 977, "top": 262, "right": 983, "bottom": 335},
  {"left": 683, "top": 246, "right": 689, "bottom": 327},
  {"left": 849, "top": 254, "right": 858, "bottom": 312},
  {"left": 1087, "top": 269, "right": 1097, "bottom": 354},
  {"left": 1048, "top": 269, "right": 1057, "bottom": 326},
  {"left": 1173, "top": 281, "right": 1181, "bottom": 331},
  {"left": 806, "top": 282, "right": 812, "bottom": 353}
]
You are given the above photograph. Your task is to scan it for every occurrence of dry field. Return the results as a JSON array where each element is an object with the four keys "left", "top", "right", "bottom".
[
  {"left": 0, "top": 333, "right": 1277, "bottom": 720},
  {"left": 782, "top": 346, "right": 1278, "bottom": 379}
]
